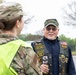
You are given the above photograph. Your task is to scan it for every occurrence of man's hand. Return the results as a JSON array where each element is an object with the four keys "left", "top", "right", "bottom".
[{"left": 40, "top": 64, "right": 49, "bottom": 74}]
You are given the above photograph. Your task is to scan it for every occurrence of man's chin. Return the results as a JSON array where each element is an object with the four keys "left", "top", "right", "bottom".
[{"left": 47, "top": 37, "right": 56, "bottom": 40}]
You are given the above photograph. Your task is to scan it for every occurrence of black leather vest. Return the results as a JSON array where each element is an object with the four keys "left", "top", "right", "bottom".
[{"left": 31, "top": 40, "right": 69, "bottom": 75}]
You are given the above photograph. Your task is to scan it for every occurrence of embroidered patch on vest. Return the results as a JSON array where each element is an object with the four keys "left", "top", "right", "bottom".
[
  {"left": 33, "top": 42, "right": 45, "bottom": 63},
  {"left": 34, "top": 42, "right": 44, "bottom": 57},
  {"left": 59, "top": 54, "right": 68, "bottom": 63},
  {"left": 60, "top": 41, "right": 67, "bottom": 49}
]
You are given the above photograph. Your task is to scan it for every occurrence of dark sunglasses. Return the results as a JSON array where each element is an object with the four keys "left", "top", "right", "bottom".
[{"left": 46, "top": 27, "right": 57, "bottom": 31}]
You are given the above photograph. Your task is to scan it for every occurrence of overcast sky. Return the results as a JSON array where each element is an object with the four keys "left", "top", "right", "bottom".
[{"left": 5, "top": 0, "right": 76, "bottom": 39}]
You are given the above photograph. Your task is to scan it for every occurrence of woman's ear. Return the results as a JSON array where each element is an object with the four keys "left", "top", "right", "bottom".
[{"left": 15, "top": 20, "right": 20, "bottom": 28}]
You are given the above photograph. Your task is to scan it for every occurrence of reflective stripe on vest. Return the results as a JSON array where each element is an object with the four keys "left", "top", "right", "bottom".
[{"left": 0, "top": 39, "right": 30, "bottom": 75}]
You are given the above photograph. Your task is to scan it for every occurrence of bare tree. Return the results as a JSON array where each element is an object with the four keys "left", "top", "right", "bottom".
[
  {"left": 24, "top": 16, "right": 34, "bottom": 24},
  {"left": 62, "top": 1, "right": 76, "bottom": 27},
  {"left": 22, "top": 15, "right": 35, "bottom": 34},
  {"left": 35, "top": 29, "right": 43, "bottom": 35}
]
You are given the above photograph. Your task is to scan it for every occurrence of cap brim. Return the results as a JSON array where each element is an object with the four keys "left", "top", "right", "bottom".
[{"left": 45, "top": 23, "right": 57, "bottom": 28}]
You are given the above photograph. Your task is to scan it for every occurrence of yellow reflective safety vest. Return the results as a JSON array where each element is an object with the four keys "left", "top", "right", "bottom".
[{"left": 0, "top": 39, "right": 31, "bottom": 75}]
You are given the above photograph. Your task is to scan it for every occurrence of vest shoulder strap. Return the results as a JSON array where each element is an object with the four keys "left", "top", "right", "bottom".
[
  {"left": 0, "top": 39, "right": 28, "bottom": 67},
  {"left": 60, "top": 41, "right": 69, "bottom": 57},
  {"left": 31, "top": 40, "right": 44, "bottom": 57},
  {"left": 59, "top": 41, "right": 69, "bottom": 75}
]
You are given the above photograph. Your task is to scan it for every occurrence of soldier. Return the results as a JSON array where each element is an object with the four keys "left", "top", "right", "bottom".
[
  {"left": 0, "top": 2, "right": 42, "bottom": 75},
  {"left": 31, "top": 19, "right": 76, "bottom": 75}
]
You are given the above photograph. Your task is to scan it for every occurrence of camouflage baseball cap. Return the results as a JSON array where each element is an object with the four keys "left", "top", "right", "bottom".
[
  {"left": 44, "top": 19, "right": 59, "bottom": 27},
  {"left": 0, "top": 2, "right": 25, "bottom": 21}
]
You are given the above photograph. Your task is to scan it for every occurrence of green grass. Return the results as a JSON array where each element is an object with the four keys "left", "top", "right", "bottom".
[{"left": 72, "top": 51, "right": 76, "bottom": 55}]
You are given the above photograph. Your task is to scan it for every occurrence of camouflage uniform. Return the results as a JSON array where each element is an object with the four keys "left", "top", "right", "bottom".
[{"left": 0, "top": 34, "right": 42, "bottom": 75}]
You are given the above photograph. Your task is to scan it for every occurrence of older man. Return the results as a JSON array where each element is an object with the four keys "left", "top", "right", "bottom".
[{"left": 31, "top": 19, "right": 76, "bottom": 75}]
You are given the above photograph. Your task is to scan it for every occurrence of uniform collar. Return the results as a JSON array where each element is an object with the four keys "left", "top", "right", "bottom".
[
  {"left": 0, "top": 34, "right": 18, "bottom": 38},
  {"left": 0, "top": 34, "right": 18, "bottom": 44}
]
